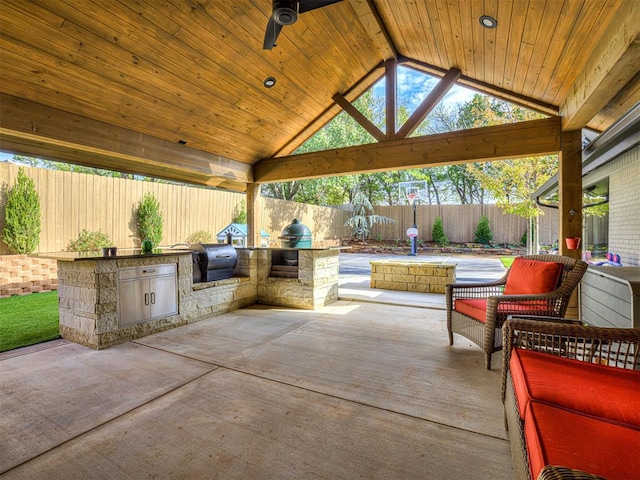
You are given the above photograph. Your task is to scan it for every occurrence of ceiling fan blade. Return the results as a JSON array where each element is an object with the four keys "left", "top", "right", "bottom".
[
  {"left": 263, "top": 17, "right": 283, "bottom": 50},
  {"left": 298, "top": 0, "right": 342, "bottom": 14}
]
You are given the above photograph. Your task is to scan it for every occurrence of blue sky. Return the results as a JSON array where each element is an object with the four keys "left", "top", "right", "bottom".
[{"left": 373, "top": 65, "right": 476, "bottom": 112}]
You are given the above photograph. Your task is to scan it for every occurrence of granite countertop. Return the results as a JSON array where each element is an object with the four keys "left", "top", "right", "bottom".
[{"left": 32, "top": 248, "right": 195, "bottom": 262}]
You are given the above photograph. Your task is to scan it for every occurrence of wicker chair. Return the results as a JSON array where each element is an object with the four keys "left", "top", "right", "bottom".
[{"left": 445, "top": 254, "right": 588, "bottom": 369}]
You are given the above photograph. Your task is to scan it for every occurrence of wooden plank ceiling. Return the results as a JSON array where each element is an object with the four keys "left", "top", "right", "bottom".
[{"left": 1, "top": 0, "right": 639, "bottom": 190}]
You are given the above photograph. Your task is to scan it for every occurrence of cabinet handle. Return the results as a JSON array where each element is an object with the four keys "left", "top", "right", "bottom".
[
  {"left": 151, "top": 292, "right": 156, "bottom": 304},
  {"left": 143, "top": 269, "right": 156, "bottom": 274},
  {"left": 144, "top": 293, "right": 149, "bottom": 305}
]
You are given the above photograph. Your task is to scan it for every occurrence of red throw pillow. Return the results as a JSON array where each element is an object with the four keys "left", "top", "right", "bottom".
[{"left": 504, "top": 258, "right": 563, "bottom": 295}]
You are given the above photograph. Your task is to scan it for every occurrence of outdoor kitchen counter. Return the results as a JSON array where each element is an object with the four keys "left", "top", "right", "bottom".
[
  {"left": 37, "top": 247, "right": 339, "bottom": 349},
  {"left": 43, "top": 249, "right": 257, "bottom": 350},
  {"left": 33, "top": 248, "right": 194, "bottom": 261}
]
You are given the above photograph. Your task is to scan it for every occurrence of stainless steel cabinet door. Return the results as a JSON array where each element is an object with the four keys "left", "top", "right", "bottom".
[
  {"left": 118, "top": 278, "right": 150, "bottom": 326},
  {"left": 149, "top": 275, "right": 178, "bottom": 319}
]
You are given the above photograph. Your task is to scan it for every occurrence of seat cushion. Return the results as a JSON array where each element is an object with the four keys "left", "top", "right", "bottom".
[
  {"left": 454, "top": 298, "right": 488, "bottom": 323},
  {"left": 454, "top": 299, "right": 551, "bottom": 323},
  {"left": 525, "top": 401, "right": 640, "bottom": 480},
  {"left": 510, "top": 348, "right": 640, "bottom": 427},
  {"left": 504, "top": 258, "right": 563, "bottom": 295}
]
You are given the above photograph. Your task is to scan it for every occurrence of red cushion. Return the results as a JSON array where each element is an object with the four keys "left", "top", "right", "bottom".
[
  {"left": 525, "top": 401, "right": 640, "bottom": 480},
  {"left": 454, "top": 299, "right": 551, "bottom": 323},
  {"left": 504, "top": 258, "right": 563, "bottom": 295},
  {"left": 454, "top": 299, "right": 488, "bottom": 323},
  {"left": 510, "top": 348, "right": 640, "bottom": 427}
]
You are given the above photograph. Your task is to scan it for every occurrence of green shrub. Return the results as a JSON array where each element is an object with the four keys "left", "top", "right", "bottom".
[
  {"left": 186, "top": 230, "right": 213, "bottom": 244},
  {"left": 474, "top": 215, "right": 493, "bottom": 245},
  {"left": 431, "top": 217, "right": 448, "bottom": 246},
  {"left": 136, "top": 192, "right": 163, "bottom": 247},
  {"left": 66, "top": 229, "right": 111, "bottom": 252},
  {"left": 232, "top": 200, "right": 247, "bottom": 224},
  {"left": 2, "top": 167, "right": 41, "bottom": 254}
]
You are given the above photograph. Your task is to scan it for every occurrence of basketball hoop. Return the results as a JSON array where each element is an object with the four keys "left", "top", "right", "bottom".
[{"left": 406, "top": 192, "right": 417, "bottom": 204}]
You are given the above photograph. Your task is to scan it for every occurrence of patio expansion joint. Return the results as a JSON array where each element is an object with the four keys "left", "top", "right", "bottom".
[
  {"left": 123, "top": 341, "right": 508, "bottom": 444},
  {"left": 0, "top": 365, "right": 219, "bottom": 477},
  {"left": 210, "top": 362, "right": 510, "bottom": 445}
]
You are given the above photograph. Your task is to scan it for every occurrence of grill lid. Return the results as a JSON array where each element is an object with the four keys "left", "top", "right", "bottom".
[
  {"left": 280, "top": 218, "right": 312, "bottom": 241},
  {"left": 190, "top": 243, "right": 237, "bottom": 271}
]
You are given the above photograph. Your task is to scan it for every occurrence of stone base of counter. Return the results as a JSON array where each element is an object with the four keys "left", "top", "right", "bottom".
[
  {"left": 256, "top": 249, "right": 339, "bottom": 309},
  {"left": 56, "top": 247, "right": 339, "bottom": 349},
  {"left": 57, "top": 251, "right": 258, "bottom": 349},
  {"left": 370, "top": 260, "right": 456, "bottom": 294}
]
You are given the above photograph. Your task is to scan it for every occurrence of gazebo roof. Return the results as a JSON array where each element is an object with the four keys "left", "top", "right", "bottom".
[{"left": 1, "top": 1, "right": 638, "bottom": 190}]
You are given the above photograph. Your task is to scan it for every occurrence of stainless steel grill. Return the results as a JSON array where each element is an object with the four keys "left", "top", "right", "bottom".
[{"left": 190, "top": 243, "right": 237, "bottom": 283}]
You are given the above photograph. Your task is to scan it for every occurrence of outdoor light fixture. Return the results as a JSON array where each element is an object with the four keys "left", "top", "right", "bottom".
[
  {"left": 263, "top": 76, "right": 276, "bottom": 88},
  {"left": 479, "top": 15, "right": 497, "bottom": 29}
]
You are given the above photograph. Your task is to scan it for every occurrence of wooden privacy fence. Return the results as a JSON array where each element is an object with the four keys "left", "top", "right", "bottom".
[
  {"left": 371, "top": 204, "right": 559, "bottom": 245},
  {"left": 0, "top": 163, "right": 349, "bottom": 254},
  {"left": 0, "top": 162, "right": 562, "bottom": 254}
]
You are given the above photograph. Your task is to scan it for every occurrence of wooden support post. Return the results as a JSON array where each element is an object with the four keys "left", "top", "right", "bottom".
[
  {"left": 385, "top": 58, "right": 397, "bottom": 140},
  {"left": 558, "top": 130, "right": 582, "bottom": 319},
  {"left": 246, "top": 183, "right": 262, "bottom": 248},
  {"left": 558, "top": 130, "right": 583, "bottom": 259}
]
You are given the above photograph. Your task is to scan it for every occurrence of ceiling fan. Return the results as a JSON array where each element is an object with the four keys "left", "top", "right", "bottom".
[{"left": 263, "top": 0, "right": 343, "bottom": 50}]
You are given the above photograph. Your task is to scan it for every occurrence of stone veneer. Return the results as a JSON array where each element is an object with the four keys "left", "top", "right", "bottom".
[
  {"left": 0, "top": 255, "right": 58, "bottom": 298},
  {"left": 370, "top": 260, "right": 456, "bottom": 294},
  {"left": 256, "top": 249, "right": 339, "bottom": 309},
  {"left": 58, "top": 250, "right": 257, "bottom": 349},
  {"left": 57, "top": 248, "right": 339, "bottom": 349}
]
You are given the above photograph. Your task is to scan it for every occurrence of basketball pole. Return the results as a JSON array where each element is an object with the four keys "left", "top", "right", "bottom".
[{"left": 409, "top": 198, "right": 417, "bottom": 256}]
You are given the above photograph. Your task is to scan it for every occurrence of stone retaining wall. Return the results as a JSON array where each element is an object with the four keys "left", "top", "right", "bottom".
[
  {"left": 370, "top": 260, "right": 456, "bottom": 294},
  {"left": 0, "top": 255, "right": 58, "bottom": 298}
]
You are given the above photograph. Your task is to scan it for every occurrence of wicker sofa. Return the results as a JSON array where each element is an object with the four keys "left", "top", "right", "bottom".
[{"left": 502, "top": 318, "right": 640, "bottom": 480}]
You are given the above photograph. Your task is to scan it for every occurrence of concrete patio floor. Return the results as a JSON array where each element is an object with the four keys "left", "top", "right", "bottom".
[{"left": 1, "top": 294, "right": 512, "bottom": 479}]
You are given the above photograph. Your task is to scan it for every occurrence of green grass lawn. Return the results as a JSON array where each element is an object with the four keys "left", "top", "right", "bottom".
[
  {"left": 500, "top": 257, "right": 515, "bottom": 269},
  {"left": 0, "top": 291, "right": 60, "bottom": 352}
]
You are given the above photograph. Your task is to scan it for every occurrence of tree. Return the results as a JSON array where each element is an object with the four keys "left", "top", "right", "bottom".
[
  {"left": 431, "top": 217, "right": 448, "bottom": 246},
  {"left": 343, "top": 188, "right": 395, "bottom": 244},
  {"left": 232, "top": 200, "right": 247, "bottom": 223},
  {"left": 2, "top": 167, "right": 41, "bottom": 254},
  {"left": 136, "top": 192, "right": 163, "bottom": 247},
  {"left": 474, "top": 215, "right": 493, "bottom": 244}
]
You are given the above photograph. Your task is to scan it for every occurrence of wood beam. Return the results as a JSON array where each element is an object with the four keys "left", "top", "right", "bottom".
[
  {"left": 560, "top": 1, "right": 640, "bottom": 131},
  {"left": 254, "top": 117, "right": 562, "bottom": 183},
  {"left": 396, "top": 68, "right": 462, "bottom": 139},
  {"left": 0, "top": 94, "right": 252, "bottom": 189},
  {"left": 385, "top": 58, "right": 397, "bottom": 140},
  {"left": 348, "top": 0, "right": 398, "bottom": 61},
  {"left": 332, "top": 93, "right": 386, "bottom": 142}
]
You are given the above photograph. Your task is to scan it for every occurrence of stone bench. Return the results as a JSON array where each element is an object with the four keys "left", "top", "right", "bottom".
[{"left": 370, "top": 260, "right": 456, "bottom": 294}]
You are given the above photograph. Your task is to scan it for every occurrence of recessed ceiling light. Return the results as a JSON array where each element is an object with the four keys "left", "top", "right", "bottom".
[
  {"left": 479, "top": 15, "right": 497, "bottom": 29},
  {"left": 263, "top": 76, "right": 276, "bottom": 88}
]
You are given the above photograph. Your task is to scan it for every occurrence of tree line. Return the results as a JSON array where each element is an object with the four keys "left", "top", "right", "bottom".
[{"left": 261, "top": 91, "right": 558, "bottom": 224}]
